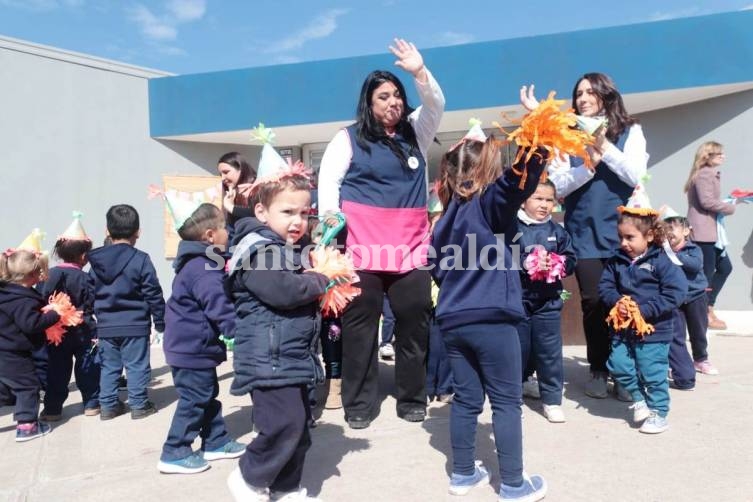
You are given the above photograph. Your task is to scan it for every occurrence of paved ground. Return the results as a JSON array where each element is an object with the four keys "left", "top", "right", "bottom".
[{"left": 2, "top": 312, "right": 752, "bottom": 502}]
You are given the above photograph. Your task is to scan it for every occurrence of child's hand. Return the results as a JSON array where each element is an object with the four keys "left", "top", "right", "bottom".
[
  {"left": 617, "top": 303, "right": 630, "bottom": 318},
  {"left": 537, "top": 253, "right": 551, "bottom": 271}
]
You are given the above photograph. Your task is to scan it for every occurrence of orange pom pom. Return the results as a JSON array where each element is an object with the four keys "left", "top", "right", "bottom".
[
  {"left": 42, "top": 291, "right": 84, "bottom": 346},
  {"left": 497, "top": 92, "right": 594, "bottom": 188},
  {"left": 308, "top": 247, "right": 361, "bottom": 317},
  {"left": 606, "top": 295, "right": 655, "bottom": 338}
]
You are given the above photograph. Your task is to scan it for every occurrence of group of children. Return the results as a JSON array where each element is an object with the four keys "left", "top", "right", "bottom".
[{"left": 0, "top": 123, "right": 723, "bottom": 502}]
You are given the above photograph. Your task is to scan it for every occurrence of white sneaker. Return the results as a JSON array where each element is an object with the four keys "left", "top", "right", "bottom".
[
  {"left": 522, "top": 377, "right": 541, "bottom": 399},
  {"left": 542, "top": 404, "right": 566, "bottom": 423},
  {"left": 227, "top": 467, "right": 269, "bottom": 502},
  {"left": 639, "top": 412, "right": 669, "bottom": 434},
  {"left": 271, "top": 487, "right": 322, "bottom": 501},
  {"left": 378, "top": 343, "right": 395, "bottom": 360},
  {"left": 630, "top": 400, "right": 650, "bottom": 423}
]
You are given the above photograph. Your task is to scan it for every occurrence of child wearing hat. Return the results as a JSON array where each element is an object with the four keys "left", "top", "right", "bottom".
[{"left": 39, "top": 213, "right": 100, "bottom": 421}]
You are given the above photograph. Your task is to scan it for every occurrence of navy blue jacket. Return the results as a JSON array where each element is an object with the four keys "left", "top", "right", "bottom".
[
  {"left": 430, "top": 151, "right": 546, "bottom": 330},
  {"left": 88, "top": 243, "right": 165, "bottom": 338},
  {"left": 0, "top": 282, "right": 60, "bottom": 355},
  {"left": 564, "top": 131, "right": 632, "bottom": 259},
  {"left": 225, "top": 218, "right": 329, "bottom": 394},
  {"left": 598, "top": 245, "right": 687, "bottom": 343},
  {"left": 672, "top": 241, "right": 708, "bottom": 303},
  {"left": 516, "top": 217, "right": 577, "bottom": 314},
  {"left": 164, "top": 241, "right": 236, "bottom": 369},
  {"left": 42, "top": 264, "right": 96, "bottom": 337}
]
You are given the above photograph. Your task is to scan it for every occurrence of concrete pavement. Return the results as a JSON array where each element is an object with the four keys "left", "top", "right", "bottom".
[{"left": 2, "top": 312, "right": 752, "bottom": 502}]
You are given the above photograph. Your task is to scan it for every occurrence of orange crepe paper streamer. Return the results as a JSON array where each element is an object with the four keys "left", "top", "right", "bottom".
[
  {"left": 496, "top": 92, "right": 594, "bottom": 188},
  {"left": 606, "top": 295, "right": 655, "bottom": 339},
  {"left": 42, "top": 291, "right": 84, "bottom": 346},
  {"left": 617, "top": 206, "right": 660, "bottom": 217},
  {"left": 308, "top": 247, "right": 361, "bottom": 317}
]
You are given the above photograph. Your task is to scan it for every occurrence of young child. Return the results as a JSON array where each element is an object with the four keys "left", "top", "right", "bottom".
[
  {"left": 430, "top": 122, "right": 547, "bottom": 501},
  {"left": 158, "top": 203, "right": 245, "bottom": 474},
  {"left": 599, "top": 205, "right": 687, "bottom": 434},
  {"left": 0, "top": 247, "right": 59, "bottom": 442},
  {"left": 88, "top": 204, "right": 165, "bottom": 420},
  {"left": 662, "top": 207, "right": 715, "bottom": 387},
  {"left": 225, "top": 170, "right": 328, "bottom": 501},
  {"left": 40, "top": 213, "right": 100, "bottom": 421},
  {"left": 425, "top": 194, "right": 453, "bottom": 403},
  {"left": 516, "top": 180, "right": 576, "bottom": 423}
]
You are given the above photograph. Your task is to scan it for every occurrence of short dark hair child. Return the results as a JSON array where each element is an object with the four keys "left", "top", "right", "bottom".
[{"left": 106, "top": 204, "right": 140, "bottom": 240}]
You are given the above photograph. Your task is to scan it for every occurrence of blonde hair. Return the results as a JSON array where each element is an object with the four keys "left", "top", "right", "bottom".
[
  {"left": 684, "top": 141, "right": 723, "bottom": 193},
  {"left": 0, "top": 249, "right": 49, "bottom": 285},
  {"left": 437, "top": 136, "right": 502, "bottom": 210}
]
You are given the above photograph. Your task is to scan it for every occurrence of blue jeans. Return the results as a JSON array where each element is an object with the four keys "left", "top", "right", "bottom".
[
  {"left": 161, "top": 367, "right": 230, "bottom": 461},
  {"left": 426, "top": 318, "right": 452, "bottom": 397},
  {"left": 443, "top": 322, "right": 523, "bottom": 487},
  {"left": 516, "top": 306, "right": 563, "bottom": 405},
  {"left": 380, "top": 294, "right": 395, "bottom": 346},
  {"left": 99, "top": 336, "right": 151, "bottom": 409},
  {"left": 668, "top": 310, "right": 695, "bottom": 390},
  {"left": 608, "top": 339, "right": 670, "bottom": 417},
  {"left": 44, "top": 331, "right": 100, "bottom": 413}
]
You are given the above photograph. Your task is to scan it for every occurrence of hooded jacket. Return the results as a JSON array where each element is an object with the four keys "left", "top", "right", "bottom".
[
  {"left": 42, "top": 264, "right": 96, "bottom": 337},
  {"left": 225, "top": 218, "right": 328, "bottom": 394},
  {"left": 164, "top": 240, "right": 235, "bottom": 369},
  {"left": 88, "top": 243, "right": 165, "bottom": 337},
  {"left": 599, "top": 245, "right": 687, "bottom": 343},
  {"left": 0, "top": 282, "right": 60, "bottom": 356}
]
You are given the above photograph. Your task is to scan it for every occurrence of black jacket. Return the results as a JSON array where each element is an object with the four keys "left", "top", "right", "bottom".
[
  {"left": 225, "top": 218, "right": 328, "bottom": 394},
  {"left": 0, "top": 282, "right": 60, "bottom": 354}
]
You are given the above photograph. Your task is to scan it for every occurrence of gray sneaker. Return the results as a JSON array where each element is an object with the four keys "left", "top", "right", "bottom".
[{"left": 585, "top": 372, "right": 608, "bottom": 398}]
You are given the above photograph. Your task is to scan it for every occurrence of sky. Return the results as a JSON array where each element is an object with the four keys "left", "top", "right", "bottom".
[{"left": 1, "top": 0, "right": 752, "bottom": 75}]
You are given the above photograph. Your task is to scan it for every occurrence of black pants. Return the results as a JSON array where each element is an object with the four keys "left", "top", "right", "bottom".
[
  {"left": 240, "top": 385, "right": 311, "bottom": 493},
  {"left": 696, "top": 242, "right": 733, "bottom": 307},
  {"left": 668, "top": 310, "right": 696, "bottom": 390},
  {"left": 574, "top": 258, "right": 610, "bottom": 373},
  {"left": 44, "top": 331, "right": 100, "bottom": 413},
  {"left": 0, "top": 353, "right": 40, "bottom": 423},
  {"left": 341, "top": 268, "right": 431, "bottom": 419},
  {"left": 320, "top": 318, "right": 342, "bottom": 379}
]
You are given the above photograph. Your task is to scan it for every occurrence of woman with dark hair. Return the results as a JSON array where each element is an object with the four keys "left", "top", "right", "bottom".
[
  {"left": 522, "top": 73, "right": 649, "bottom": 399},
  {"left": 318, "top": 38, "right": 444, "bottom": 429},
  {"left": 217, "top": 152, "right": 256, "bottom": 240}
]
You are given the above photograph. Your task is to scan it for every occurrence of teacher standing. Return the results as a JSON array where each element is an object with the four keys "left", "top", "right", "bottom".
[{"left": 318, "top": 39, "right": 444, "bottom": 429}]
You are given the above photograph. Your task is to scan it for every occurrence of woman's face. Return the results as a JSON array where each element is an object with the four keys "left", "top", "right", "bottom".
[
  {"left": 218, "top": 162, "right": 241, "bottom": 189},
  {"left": 708, "top": 151, "right": 725, "bottom": 167},
  {"left": 575, "top": 79, "right": 604, "bottom": 117},
  {"left": 370, "top": 81, "right": 404, "bottom": 132}
]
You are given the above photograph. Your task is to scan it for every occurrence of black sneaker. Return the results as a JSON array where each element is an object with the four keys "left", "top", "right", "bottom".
[
  {"left": 100, "top": 401, "right": 127, "bottom": 421},
  {"left": 117, "top": 376, "right": 128, "bottom": 391},
  {"left": 397, "top": 408, "right": 426, "bottom": 423},
  {"left": 346, "top": 415, "right": 371, "bottom": 430},
  {"left": 131, "top": 401, "right": 157, "bottom": 420}
]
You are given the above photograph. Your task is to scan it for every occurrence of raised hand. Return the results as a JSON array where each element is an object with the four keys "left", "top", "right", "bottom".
[
  {"left": 520, "top": 84, "right": 539, "bottom": 111},
  {"left": 389, "top": 38, "right": 426, "bottom": 82}
]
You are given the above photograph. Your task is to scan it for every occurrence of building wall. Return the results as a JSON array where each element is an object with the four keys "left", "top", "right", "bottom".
[{"left": 0, "top": 41, "right": 258, "bottom": 295}]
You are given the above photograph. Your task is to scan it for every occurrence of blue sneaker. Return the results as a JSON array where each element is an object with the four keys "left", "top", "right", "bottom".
[
  {"left": 449, "top": 460, "right": 490, "bottom": 495},
  {"left": 203, "top": 440, "right": 246, "bottom": 461},
  {"left": 158, "top": 452, "right": 210, "bottom": 474},
  {"left": 15, "top": 421, "right": 52, "bottom": 442},
  {"left": 499, "top": 473, "right": 547, "bottom": 501}
]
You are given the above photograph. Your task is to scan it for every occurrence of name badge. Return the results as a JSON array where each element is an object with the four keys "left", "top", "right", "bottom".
[{"left": 408, "top": 156, "right": 419, "bottom": 169}]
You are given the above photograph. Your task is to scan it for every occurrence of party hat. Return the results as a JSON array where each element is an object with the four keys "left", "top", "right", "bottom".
[
  {"left": 449, "top": 118, "right": 487, "bottom": 152},
  {"left": 59, "top": 211, "right": 90, "bottom": 241},
  {"left": 17, "top": 228, "right": 45, "bottom": 253},
  {"left": 658, "top": 205, "right": 683, "bottom": 221},
  {"left": 618, "top": 175, "right": 659, "bottom": 217},
  {"left": 575, "top": 115, "right": 608, "bottom": 136},
  {"left": 249, "top": 123, "right": 311, "bottom": 190},
  {"left": 147, "top": 185, "right": 205, "bottom": 232}
]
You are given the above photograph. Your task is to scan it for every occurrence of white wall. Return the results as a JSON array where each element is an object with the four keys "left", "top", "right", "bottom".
[
  {"left": 0, "top": 39, "right": 257, "bottom": 295},
  {"left": 641, "top": 89, "right": 753, "bottom": 309}
]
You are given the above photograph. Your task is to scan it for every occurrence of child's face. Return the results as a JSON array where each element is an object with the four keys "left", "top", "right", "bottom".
[
  {"left": 255, "top": 189, "right": 311, "bottom": 244},
  {"left": 618, "top": 221, "right": 652, "bottom": 259},
  {"left": 521, "top": 185, "right": 556, "bottom": 222},
  {"left": 665, "top": 220, "right": 690, "bottom": 251},
  {"left": 207, "top": 225, "right": 229, "bottom": 250}
]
